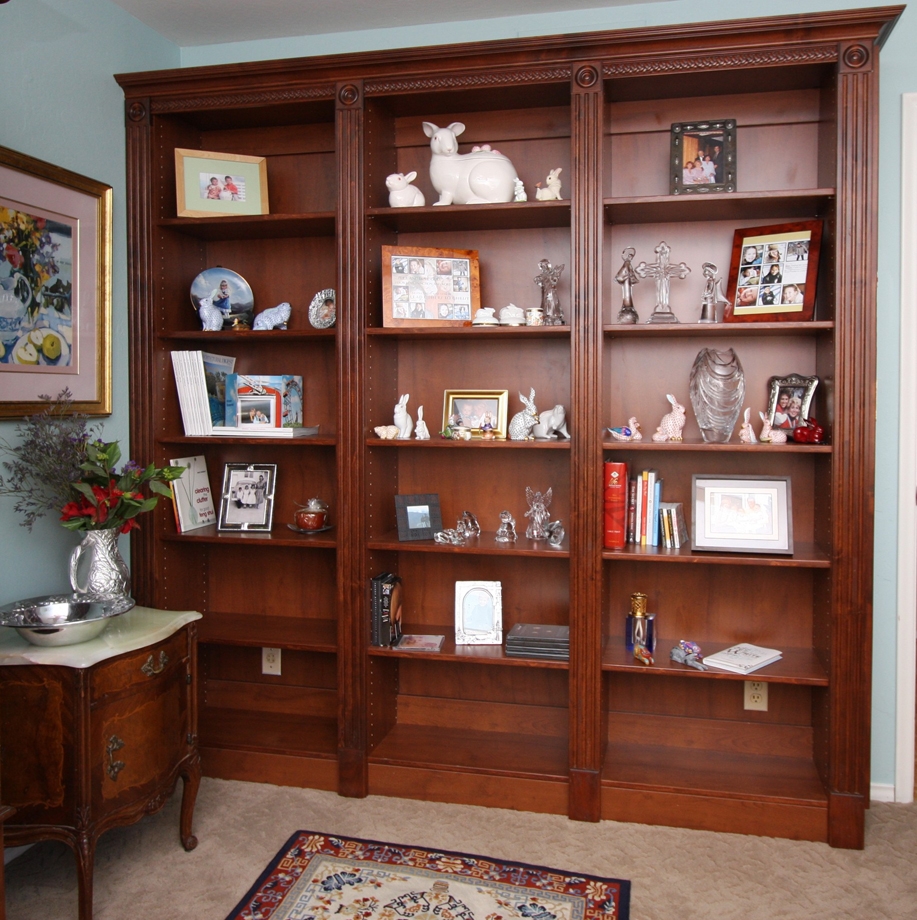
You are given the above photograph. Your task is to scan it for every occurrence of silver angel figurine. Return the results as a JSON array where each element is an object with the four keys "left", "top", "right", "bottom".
[{"left": 615, "top": 247, "right": 640, "bottom": 324}]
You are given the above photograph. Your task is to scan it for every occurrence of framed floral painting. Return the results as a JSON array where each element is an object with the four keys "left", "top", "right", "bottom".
[{"left": 0, "top": 145, "right": 112, "bottom": 416}]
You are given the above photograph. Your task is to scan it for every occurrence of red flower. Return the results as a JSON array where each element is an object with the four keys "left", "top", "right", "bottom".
[{"left": 120, "top": 518, "right": 139, "bottom": 534}]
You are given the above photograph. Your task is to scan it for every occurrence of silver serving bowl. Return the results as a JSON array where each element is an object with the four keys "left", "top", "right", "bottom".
[{"left": 0, "top": 594, "right": 135, "bottom": 647}]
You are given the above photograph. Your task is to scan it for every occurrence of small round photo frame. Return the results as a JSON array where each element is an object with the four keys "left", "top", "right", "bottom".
[{"left": 309, "top": 288, "right": 336, "bottom": 329}]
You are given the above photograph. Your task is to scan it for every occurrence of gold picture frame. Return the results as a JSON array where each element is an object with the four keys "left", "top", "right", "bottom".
[
  {"left": 442, "top": 389, "right": 508, "bottom": 439},
  {"left": 0, "top": 144, "right": 112, "bottom": 417},
  {"left": 382, "top": 245, "right": 481, "bottom": 327},
  {"left": 174, "top": 148, "right": 269, "bottom": 218}
]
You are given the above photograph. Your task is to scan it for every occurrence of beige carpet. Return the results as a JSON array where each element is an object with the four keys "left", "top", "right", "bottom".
[{"left": 5, "top": 778, "right": 917, "bottom": 919}]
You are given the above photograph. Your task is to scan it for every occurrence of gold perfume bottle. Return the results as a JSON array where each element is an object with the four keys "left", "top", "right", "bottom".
[{"left": 625, "top": 591, "right": 656, "bottom": 653}]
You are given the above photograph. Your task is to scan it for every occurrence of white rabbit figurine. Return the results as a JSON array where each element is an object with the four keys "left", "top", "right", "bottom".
[
  {"left": 532, "top": 404, "right": 570, "bottom": 439},
  {"left": 509, "top": 388, "right": 538, "bottom": 441},
  {"left": 652, "top": 394, "right": 686, "bottom": 442},
  {"left": 535, "top": 167, "right": 563, "bottom": 201},
  {"left": 759, "top": 411, "right": 788, "bottom": 444},
  {"left": 386, "top": 171, "right": 425, "bottom": 208},
  {"left": 738, "top": 407, "right": 757, "bottom": 443},
  {"left": 414, "top": 405, "right": 430, "bottom": 440},
  {"left": 394, "top": 394, "right": 413, "bottom": 440},
  {"left": 423, "top": 122, "right": 518, "bottom": 205},
  {"left": 253, "top": 301, "right": 292, "bottom": 330},
  {"left": 197, "top": 296, "right": 223, "bottom": 331}
]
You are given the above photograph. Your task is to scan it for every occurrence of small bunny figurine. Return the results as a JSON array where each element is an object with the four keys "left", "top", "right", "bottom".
[
  {"left": 414, "top": 405, "right": 430, "bottom": 440},
  {"left": 652, "top": 394, "right": 686, "bottom": 442},
  {"left": 394, "top": 394, "right": 413, "bottom": 439},
  {"left": 535, "top": 167, "right": 563, "bottom": 201},
  {"left": 197, "top": 296, "right": 223, "bottom": 331},
  {"left": 509, "top": 388, "right": 538, "bottom": 440},
  {"left": 759, "top": 411, "right": 788, "bottom": 444},
  {"left": 386, "top": 171, "right": 426, "bottom": 208},
  {"left": 738, "top": 407, "right": 757, "bottom": 444}
]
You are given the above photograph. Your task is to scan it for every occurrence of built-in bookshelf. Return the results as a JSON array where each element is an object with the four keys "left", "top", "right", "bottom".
[{"left": 117, "top": 5, "right": 901, "bottom": 848}]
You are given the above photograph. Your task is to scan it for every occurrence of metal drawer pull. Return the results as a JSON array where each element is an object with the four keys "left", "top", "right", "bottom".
[
  {"left": 107, "top": 735, "right": 125, "bottom": 780},
  {"left": 141, "top": 651, "right": 169, "bottom": 677}
]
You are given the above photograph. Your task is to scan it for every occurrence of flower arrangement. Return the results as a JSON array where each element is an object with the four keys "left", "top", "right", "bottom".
[{"left": 0, "top": 391, "right": 182, "bottom": 532}]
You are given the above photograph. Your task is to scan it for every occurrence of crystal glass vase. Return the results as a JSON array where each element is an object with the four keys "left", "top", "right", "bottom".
[
  {"left": 69, "top": 529, "right": 131, "bottom": 598},
  {"left": 689, "top": 347, "right": 745, "bottom": 443}
]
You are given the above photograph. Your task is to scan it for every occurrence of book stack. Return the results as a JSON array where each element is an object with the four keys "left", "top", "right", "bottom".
[
  {"left": 703, "top": 643, "right": 782, "bottom": 674},
  {"left": 626, "top": 467, "right": 663, "bottom": 546},
  {"left": 504, "top": 623, "right": 569, "bottom": 660},
  {"left": 171, "top": 350, "right": 235, "bottom": 435},
  {"left": 657, "top": 501, "right": 689, "bottom": 549},
  {"left": 370, "top": 572, "right": 403, "bottom": 647}
]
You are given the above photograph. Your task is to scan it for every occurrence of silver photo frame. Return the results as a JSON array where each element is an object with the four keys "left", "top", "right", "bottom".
[
  {"left": 218, "top": 462, "right": 277, "bottom": 532},
  {"left": 454, "top": 580, "right": 503, "bottom": 645}
]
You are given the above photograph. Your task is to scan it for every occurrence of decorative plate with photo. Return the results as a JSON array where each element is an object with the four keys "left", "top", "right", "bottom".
[{"left": 190, "top": 267, "right": 254, "bottom": 330}]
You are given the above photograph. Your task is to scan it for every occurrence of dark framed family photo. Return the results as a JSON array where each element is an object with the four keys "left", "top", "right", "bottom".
[{"left": 670, "top": 120, "right": 736, "bottom": 195}]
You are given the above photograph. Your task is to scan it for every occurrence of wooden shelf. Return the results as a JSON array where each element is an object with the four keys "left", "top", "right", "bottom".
[
  {"left": 367, "top": 437, "right": 570, "bottom": 449},
  {"left": 368, "top": 531, "right": 568, "bottom": 557},
  {"left": 162, "top": 524, "right": 336, "bottom": 548},
  {"left": 158, "top": 435, "right": 336, "bottom": 447},
  {"left": 603, "top": 321, "right": 834, "bottom": 338},
  {"left": 602, "top": 636, "right": 828, "bottom": 685},
  {"left": 370, "top": 626, "right": 568, "bottom": 668},
  {"left": 163, "top": 329, "right": 335, "bottom": 342},
  {"left": 369, "top": 723, "right": 568, "bottom": 780},
  {"left": 366, "top": 200, "right": 570, "bottom": 232},
  {"left": 602, "top": 540, "right": 829, "bottom": 567},
  {"left": 604, "top": 188, "right": 835, "bottom": 225},
  {"left": 199, "top": 708, "right": 337, "bottom": 758},
  {"left": 602, "top": 437, "right": 831, "bottom": 452},
  {"left": 197, "top": 613, "right": 336, "bottom": 652},
  {"left": 159, "top": 212, "right": 335, "bottom": 240},
  {"left": 367, "top": 325, "right": 570, "bottom": 340}
]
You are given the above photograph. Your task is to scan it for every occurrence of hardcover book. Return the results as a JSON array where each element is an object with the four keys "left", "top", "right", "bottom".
[
  {"left": 169, "top": 455, "right": 216, "bottom": 532},
  {"left": 702, "top": 643, "right": 782, "bottom": 674},
  {"left": 603, "top": 461, "right": 628, "bottom": 550},
  {"left": 370, "top": 572, "right": 403, "bottom": 647}
]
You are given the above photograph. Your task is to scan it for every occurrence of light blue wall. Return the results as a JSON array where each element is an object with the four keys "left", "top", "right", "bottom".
[
  {"left": 0, "top": 0, "right": 910, "bottom": 791},
  {"left": 0, "top": 0, "right": 178, "bottom": 602}
]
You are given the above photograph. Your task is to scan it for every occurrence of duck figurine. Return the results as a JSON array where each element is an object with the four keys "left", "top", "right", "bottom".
[{"left": 606, "top": 417, "right": 643, "bottom": 441}]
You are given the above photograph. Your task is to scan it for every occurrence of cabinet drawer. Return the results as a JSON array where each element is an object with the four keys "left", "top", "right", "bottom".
[{"left": 91, "top": 629, "right": 189, "bottom": 701}]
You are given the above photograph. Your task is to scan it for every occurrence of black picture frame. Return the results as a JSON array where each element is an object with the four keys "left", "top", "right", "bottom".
[
  {"left": 670, "top": 120, "right": 736, "bottom": 195},
  {"left": 395, "top": 493, "right": 442, "bottom": 541}
]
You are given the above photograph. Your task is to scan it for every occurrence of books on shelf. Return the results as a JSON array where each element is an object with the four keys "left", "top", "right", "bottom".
[
  {"left": 171, "top": 350, "right": 235, "bottom": 436},
  {"left": 395, "top": 635, "right": 445, "bottom": 652},
  {"left": 608, "top": 465, "right": 687, "bottom": 549},
  {"left": 603, "top": 461, "right": 628, "bottom": 550},
  {"left": 504, "top": 623, "right": 570, "bottom": 660},
  {"left": 370, "top": 572, "right": 403, "bottom": 647},
  {"left": 658, "top": 501, "right": 689, "bottom": 549},
  {"left": 224, "top": 374, "right": 304, "bottom": 429},
  {"left": 169, "top": 455, "right": 216, "bottom": 532},
  {"left": 702, "top": 643, "right": 783, "bottom": 674}
]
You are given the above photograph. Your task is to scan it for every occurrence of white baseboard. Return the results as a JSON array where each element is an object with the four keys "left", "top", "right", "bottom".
[{"left": 871, "top": 782, "right": 897, "bottom": 803}]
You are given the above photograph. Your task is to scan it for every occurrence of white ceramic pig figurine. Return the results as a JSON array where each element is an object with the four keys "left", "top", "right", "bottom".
[
  {"left": 422, "top": 122, "right": 518, "bottom": 206},
  {"left": 386, "top": 171, "right": 425, "bottom": 208}
]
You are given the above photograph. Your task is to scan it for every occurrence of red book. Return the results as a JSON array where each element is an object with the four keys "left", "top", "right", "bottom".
[{"left": 603, "top": 462, "right": 628, "bottom": 549}]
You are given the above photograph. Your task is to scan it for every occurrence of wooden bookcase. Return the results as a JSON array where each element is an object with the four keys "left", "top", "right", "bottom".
[{"left": 116, "top": 6, "right": 901, "bottom": 848}]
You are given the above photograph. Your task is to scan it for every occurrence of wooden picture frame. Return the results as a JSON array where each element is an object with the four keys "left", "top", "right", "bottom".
[
  {"left": 217, "top": 462, "right": 277, "bottom": 532},
  {"left": 382, "top": 245, "right": 480, "bottom": 327},
  {"left": 174, "top": 148, "right": 269, "bottom": 218},
  {"left": 766, "top": 374, "right": 819, "bottom": 432},
  {"left": 443, "top": 389, "right": 508, "bottom": 439},
  {"left": 454, "top": 580, "right": 503, "bottom": 645},
  {"left": 724, "top": 221, "right": 822, "bottom": 323},
  {"left": 691, "top": 474, "right": 793, "bottom": 555},
  {"left": 0, "top": 145, "right": 112, "bottom": 417},
  {"left": 394, "top": 493, "right": 442, "bottom": 541},
  {"left": 670, "top": 120, "right": 736, "bottom": 195}
]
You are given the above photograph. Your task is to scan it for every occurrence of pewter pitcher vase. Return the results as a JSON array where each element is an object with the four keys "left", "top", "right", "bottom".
[{"left": 69, "top": 529, "right": 131, "bottom": 597}]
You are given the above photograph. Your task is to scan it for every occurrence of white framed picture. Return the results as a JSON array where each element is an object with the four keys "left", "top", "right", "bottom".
[{"left": 454, "top": 580, "right": 503, "bottom": 645}]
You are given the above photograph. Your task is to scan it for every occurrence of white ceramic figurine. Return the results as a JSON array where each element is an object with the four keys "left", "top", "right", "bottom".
[
  {"left": 652, "top": 394, "right": 686, "bottom": 442},
  {"left": 535, "top": 167, "right": 563, "bottom": 200},
  {"left": 394, "top": 393, "right": 413, "bottom": 440},
  {"left": 386, "top": 171, "right": 426, "bottom": 208}
]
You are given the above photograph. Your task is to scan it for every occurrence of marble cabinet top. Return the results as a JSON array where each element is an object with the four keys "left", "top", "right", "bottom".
[{"left": 0, "top": 606, "right": 202, "bottom": 669}]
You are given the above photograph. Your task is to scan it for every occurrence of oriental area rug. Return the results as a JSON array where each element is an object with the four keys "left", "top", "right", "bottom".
[{"left": 225, "top": 830, "right": 630, "bottom": 920}]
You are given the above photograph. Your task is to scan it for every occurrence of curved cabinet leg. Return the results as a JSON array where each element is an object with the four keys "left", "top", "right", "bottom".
[
  {"left": 180, "top": 753, "right": 201, "bottom": 851},
  {"left": 74, "top": 832, "right": 95, "bottom": 920}
]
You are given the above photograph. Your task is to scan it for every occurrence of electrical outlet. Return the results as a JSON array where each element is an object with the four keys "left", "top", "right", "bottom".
[
  {"left": 744, "top": 680, "right": 768, "bottom": 711},
  {"left": 262, "top": 647, "right": 282, "bottom": 675}
]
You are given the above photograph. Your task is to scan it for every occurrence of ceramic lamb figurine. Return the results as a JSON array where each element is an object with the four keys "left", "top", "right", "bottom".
[
  {"left": 509, "top": 388, "right": 538, "bottom": 441},
  {"left": 535, "top": 167, "right": 563, "bottom": 201},
  {"left": 759, "top": 411, "right": 788, "bottom": 444},
  {"left": 386, "top": 171, "right": 426, "bottom": 208},
  {"left": 197, "top": 296, "right": 223, "bottom": 331},
  {"left": 394, "top": 394, "right": 413, "bottom": 440},
  {"left": 423, "top": 122, "right": 518, "bottom": 205},
  {"left": 738, "top": 407, "right": 757, "bottom": 444},
  {"left": 414, "top": 406, "right": 430, "bottom": 440},
  {"left": 652, "top": 394, "right": 686, "bottom": 442},
  {"left": 532, "top": 405, "right": 570, "bottom": 439},
  {"left": 253, "top": 301, "right": 292, "bottom": 330}
]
